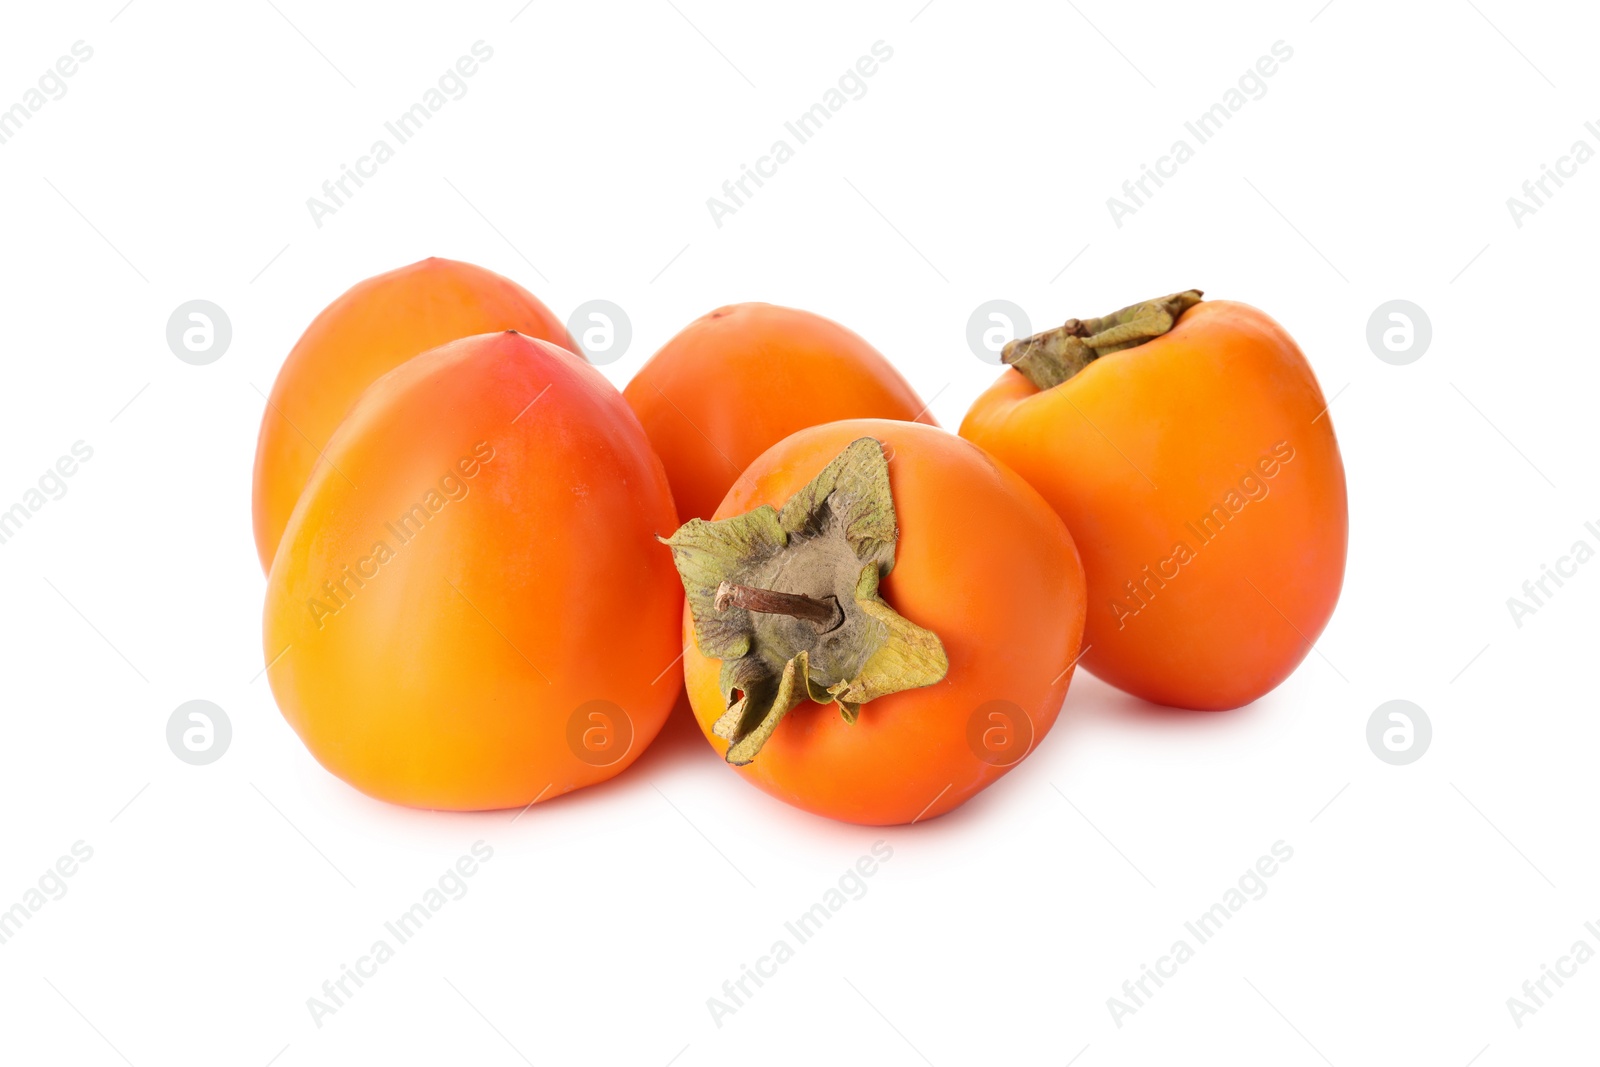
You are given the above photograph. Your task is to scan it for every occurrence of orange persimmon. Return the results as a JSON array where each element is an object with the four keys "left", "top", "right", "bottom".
[
  {"left": 624, "top": 303, "right": 935, "bottom": 524},
  {"left": 263, "top": 331, "right": 682, "bottom": 810},
  {"left": 960, "top": 291, "right": 1347, "bottom": 710},
  {"left": 252, "top": 257, "right": 575, "bottom": 573},
  {"left": 666, "top": 419, "right": 1086, "bottom": 826}
]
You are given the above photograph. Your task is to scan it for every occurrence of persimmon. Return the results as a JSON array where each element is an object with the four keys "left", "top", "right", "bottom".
[
  {"left": 263, "top": 331, "right": 682, "bottom": 810},
  {"left": 252, "top": 257, "right": 574, "bottom": 573},
  {"left": 665, "top": 419, "right": 1086, "bottom": 825},
  {"left": 624, "top": 303, "right": 935, "bottom": 524},
  {"left": 960, "top": 291, "right": 1347, "bottom": 710}
]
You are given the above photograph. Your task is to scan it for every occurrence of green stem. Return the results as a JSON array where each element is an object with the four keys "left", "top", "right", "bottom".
[{"left": 1003, "top": 289, "right": 1204, "bottom": 390}]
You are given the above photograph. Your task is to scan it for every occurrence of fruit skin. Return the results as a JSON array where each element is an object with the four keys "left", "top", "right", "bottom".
[
  {"left": 680, "top": 419, "right": 1087, "bottom": 826},
  {"left": 623, "top": 303, "right": 935, "bottom": 524},
  {"left": 263, "top": 332, "right": 682, "bottom": 811},
  {"left": 960, "top": 300, "right": 1347, "bottom": 711},
  {"left": 252, "top": 257, "right": 575, "bottom": 573}
]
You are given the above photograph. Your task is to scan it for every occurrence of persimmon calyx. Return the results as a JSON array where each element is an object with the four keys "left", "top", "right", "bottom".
[
  {"left": 1003, "top": 289, "right": 1204, "bottom": 390},
  {"left": 660, "top": 437, "right": 949, "bottom": 766}
]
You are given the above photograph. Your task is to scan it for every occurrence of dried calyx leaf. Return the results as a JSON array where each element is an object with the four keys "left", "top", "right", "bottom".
[
  {"left": 660, "top": 437, "right": 949, "bottom": 765},
  {"left": 1002, "top": 289, "right": 1203, "bottom": 390}
]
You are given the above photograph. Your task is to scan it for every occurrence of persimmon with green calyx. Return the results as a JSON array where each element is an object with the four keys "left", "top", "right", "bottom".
[
  {"left": 666, "top": 420, "right": 1087, "bottom": 825},
  {"left": 624, "top": 303, "right": 935, "bottom": 524},
  {"left": 252, "top": 257, "right": 575, "bottom": 573},
  {"left": 960, "top": 290, "right": 1347, "bottom": 711},
  {"left": 263, "top": 331, "right": 681, "bottom": 810}
]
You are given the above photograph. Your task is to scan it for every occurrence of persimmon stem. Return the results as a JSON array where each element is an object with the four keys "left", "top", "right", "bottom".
[
  {"left": 715, "top": 580, "right": 843, "bottom": 633},
  {"left": 1003, "top": 289, "right": 1203, "bottom": 390}
]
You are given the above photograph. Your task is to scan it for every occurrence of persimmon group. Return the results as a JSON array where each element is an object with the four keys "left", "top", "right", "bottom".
[{"left": 252, "top": 257, "right": 1346, "bottom": 823}]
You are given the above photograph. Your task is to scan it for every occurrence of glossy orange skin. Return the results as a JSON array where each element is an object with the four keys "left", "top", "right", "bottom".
[
  {"left": 960, "top": 300, "right": 1347, "bottom": 710},
  {"left": 252, "top": 258, "right": 575, "bottom": 573},
  {"left": 682, "top": 420, "right": 1087, "bottom": 826},
  {"left": 264, "top": 332, "right": 682, "bottom": 810},
  {"left": 624, "top": 303, "right": 935, "bottom": 524}
]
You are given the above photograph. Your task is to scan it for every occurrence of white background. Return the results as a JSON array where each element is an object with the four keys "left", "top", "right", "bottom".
[{"left": 1, "top": 1, "right": 1595, "bottom": 1064}]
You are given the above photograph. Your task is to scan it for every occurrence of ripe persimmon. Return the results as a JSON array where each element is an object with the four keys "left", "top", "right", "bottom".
[
  {"left": 252, "top": 257, "right": 574, "bottom": 573},
  {"left": 263, "top": 331, "right": 682, "bottom": 810},
  {"left": 666, "top": 419, "right": 1086, "bottom": 825},
  {"left": 960, "top": 291, "right": 1347, "bottom": 710},
  {"left": 624, "top": 303, "right": 935, "bottom": 524}
]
